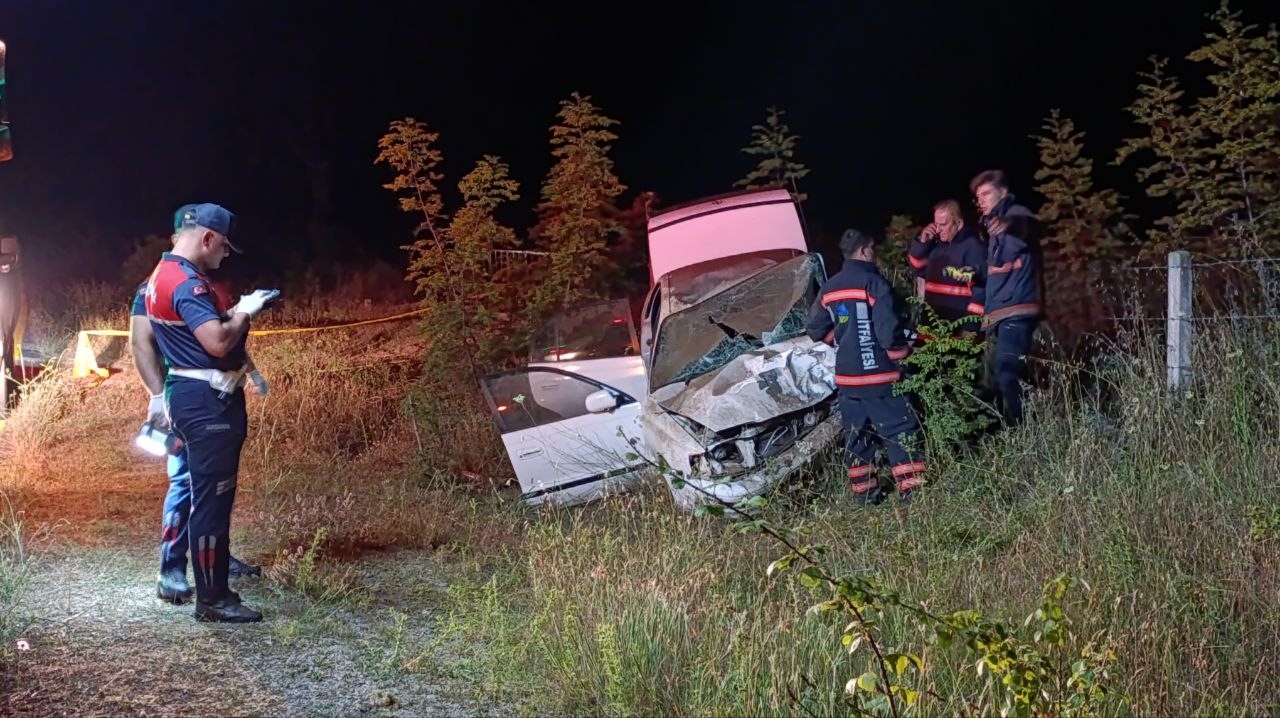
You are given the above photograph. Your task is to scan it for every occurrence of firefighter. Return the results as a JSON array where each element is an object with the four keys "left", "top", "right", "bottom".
[
  {"left": 971, "top": 169, "right": 1043, "bottom": 426},
  {"left": 130, "top": 206, "right": 261, "bottom": 606},
  {"left": 808, "top": 229, "right": 924, "bottom": 504},
  {"left": 145, "top": 203, "right": 278, "bottom": 622},
  {"left": 907, "top": 199, "right": 986, "bottom": 329}
]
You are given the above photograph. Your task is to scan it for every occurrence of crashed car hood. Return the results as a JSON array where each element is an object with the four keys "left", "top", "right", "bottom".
[{"left": 653, "top": 336, "right": 835, "bottom": 432}]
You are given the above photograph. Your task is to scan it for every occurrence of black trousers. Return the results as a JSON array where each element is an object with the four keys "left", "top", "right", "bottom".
[
  {"left": 989, "top": 318, "right": 1038, "bottom": 426},
  {"left": 168, "top": 378, "right": 248, "bottom": 604}
]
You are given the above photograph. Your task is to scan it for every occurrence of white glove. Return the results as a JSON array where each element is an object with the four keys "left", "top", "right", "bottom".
[
  {"left": 232, "top": 289, "right": 278, "bottom": 319},
  {"left": 248, "top": 370, "right": 269, "bottom": 397},
  {"left": 147, "top": 393, "right": 170, "bottom": 430}
]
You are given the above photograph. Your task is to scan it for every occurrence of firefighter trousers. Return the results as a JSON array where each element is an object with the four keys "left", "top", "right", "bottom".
[
  {"left": 838, "top": 390, "right": 924, "bottom": 501},
  {"left": 168, "top": 378, "right": 247, "bottom": 604}
]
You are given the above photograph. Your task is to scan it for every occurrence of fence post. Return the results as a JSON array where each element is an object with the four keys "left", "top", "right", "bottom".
[{"left": 1167, "top": 250, "right": 1193, "bottom": 392}]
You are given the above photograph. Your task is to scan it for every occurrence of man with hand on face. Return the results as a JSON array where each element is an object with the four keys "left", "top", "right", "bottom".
[
  {"left": 907, "top": 199, "right": 987, "bottom": 331},
  {"left": 144, "top": 203, "right": 279, "bottom": 622}
]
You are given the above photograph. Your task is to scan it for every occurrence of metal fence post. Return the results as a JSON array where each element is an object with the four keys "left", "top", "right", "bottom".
[{"left": 1168, "top": 250, "right": 1193, "bottom": 391}]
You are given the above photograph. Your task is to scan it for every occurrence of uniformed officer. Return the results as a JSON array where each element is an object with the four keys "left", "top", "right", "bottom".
[
  {"left": 145, "top": 203, "right": 278, "bottom": 622},
  {"left": 130, "top": 206, "right": 261, "bottom": 606},
  {"left": 807, "top": 229, "right": 924, "bottom": 504}
]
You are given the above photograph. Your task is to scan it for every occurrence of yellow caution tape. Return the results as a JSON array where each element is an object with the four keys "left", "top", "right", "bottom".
[
  {"left": 246, "top": 307, "right": 427, "bottom": 336},
  {"left": 71, "top": 308, "right": 426, "bottom": 378}
]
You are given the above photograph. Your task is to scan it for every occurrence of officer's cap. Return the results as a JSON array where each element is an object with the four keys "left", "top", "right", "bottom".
[{"left": 177, "top": 203, "right": 240, "bottom": 253}]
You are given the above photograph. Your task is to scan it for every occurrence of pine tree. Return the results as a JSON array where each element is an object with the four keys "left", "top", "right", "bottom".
[
  {"left": 1117, "top": 3, "right": 1280, "bottom": 259},
  {"left": 1034, "top": 110, "right": 1133, "bottom": 341},
  {"left": 1116, "top": 58, "right": 1211, "bottom": 255},
  {"left": 375, "top": 119, "right": 502, "bottom": 475},
  {"left": 735, "top": 106, "right": 810, "bottom": 202},
  {"left": 532, "top": 92, "right": 626, "bottom": 317},
  {"left": 1186, "top": 1, "right": 1280, "bottom": 257},
  {"left": 449, "top": 156, "right": 522, "bottom": 368},
  {"left": 375, "top": 118, "right": 450, "bottom": 298}
]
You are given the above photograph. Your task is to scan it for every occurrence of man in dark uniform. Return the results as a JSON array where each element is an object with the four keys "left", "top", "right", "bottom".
[
  {"left": 145, "top": 203, "right": 278, "bottom": 622},
  {"left": 971, "top": 170, "right": 1043, "bottom": 426},
  {"left": 808, "top": 229, "right": 924, "bottom": 504},
  {"left": 130, "top": 206, "right": 261, "bottom": 606},
  {"left": 907, "top": 199, "right": 987, "bottom": 328}
]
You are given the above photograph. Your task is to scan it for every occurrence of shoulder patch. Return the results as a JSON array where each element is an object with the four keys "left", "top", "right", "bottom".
[{"left": 192, "top": 284, "right": 208, "bottom": 296}]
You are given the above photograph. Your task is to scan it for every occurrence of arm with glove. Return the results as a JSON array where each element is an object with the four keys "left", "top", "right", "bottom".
[{"left": 190, "top": 287, "right": 279, "bottom": 358}]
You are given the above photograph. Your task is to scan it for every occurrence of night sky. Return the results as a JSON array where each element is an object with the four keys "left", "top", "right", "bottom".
[{"left": 1, "top": 0, "right": 1277, "bottom": 289}]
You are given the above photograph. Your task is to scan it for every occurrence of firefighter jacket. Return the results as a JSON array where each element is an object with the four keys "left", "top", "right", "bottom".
[
  {"left": 983, "top": 194, "right": 1043, "bottom": 330},
  {"left": 807, "top": 258, "right": 911, "bottom": 398},
  {"left": 907, "top": 225, "right": 987, "bottom": 323}
]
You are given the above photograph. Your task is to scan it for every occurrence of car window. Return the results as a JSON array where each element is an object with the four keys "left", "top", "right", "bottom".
[
  {"left": 484, "top": 369, "right": 607, "bottom": 433},
  {"left": 530, "top": 299, "right": 637, "bottom": 362}
]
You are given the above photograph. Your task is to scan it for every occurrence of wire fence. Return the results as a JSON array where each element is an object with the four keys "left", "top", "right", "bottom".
[
  {"left": 1098, "top": 253, "right": 1280, "bottom": 327},
  {"left": 1090, "top": 251, "right": 1280, "bottom": 390}
]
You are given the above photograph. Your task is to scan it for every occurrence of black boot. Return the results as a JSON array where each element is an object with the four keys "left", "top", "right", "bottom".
[
  {"left": 194, "top": 592, "right": 263, "bottom": 623},
  {"left": 156, "top": 572, "right": 194, "bottom": 604},
  {"left": 228, "top": 555, "right": 262, "bottom": 578}
]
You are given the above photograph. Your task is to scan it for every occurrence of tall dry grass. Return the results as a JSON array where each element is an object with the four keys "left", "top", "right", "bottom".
[{"left": 437, "top": 320, "right": 1280, "bottom": 716}]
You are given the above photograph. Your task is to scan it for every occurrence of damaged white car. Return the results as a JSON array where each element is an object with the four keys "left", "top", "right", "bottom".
[
  {"left": 482, "top": 188, "right": 841, "bottom": 513},
  {"left": 639, "top": 188, "right": 841, "bottom": 512}
]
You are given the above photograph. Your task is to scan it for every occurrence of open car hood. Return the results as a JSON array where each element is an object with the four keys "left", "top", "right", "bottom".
[{"left": 653, "top": 336, "right": 835, "bottom": 432}]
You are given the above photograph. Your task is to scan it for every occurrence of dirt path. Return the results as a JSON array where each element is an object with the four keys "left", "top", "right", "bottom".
[{"left": 3, "top": 545, "right": 492, "bottom": 717}]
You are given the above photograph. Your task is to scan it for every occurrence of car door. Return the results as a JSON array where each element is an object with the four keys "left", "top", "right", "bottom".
[{"left": 481, "top": 366, "right": 648, "bottom": 507}]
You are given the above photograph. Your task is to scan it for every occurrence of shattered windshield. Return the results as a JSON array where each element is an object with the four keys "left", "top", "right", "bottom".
[{"left": 649, "top": 253, "right": 823, "bottom": 389}]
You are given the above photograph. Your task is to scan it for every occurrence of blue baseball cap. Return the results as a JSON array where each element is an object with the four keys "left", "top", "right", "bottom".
[
  {"left": 177, "top": 203, "right": 241, "bottom": 253},
  {"left": 172, "top": 204, "right": 197, "bottom": 231}
]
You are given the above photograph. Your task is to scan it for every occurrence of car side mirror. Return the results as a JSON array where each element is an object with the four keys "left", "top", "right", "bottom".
[{"left": 584, "top": 389, "right": 619, "bottom": 414}]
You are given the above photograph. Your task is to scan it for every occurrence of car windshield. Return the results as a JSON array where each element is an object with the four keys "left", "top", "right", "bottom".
[{"left": 649, "top": 253, "right": 823, "bottom": 389}]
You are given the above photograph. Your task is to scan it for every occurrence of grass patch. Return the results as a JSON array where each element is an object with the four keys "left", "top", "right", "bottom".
[
  {"left": 0, "top": 495, "right": 31, "bottom": 666},
  {"left": 438, "top": 322, "right": 1280, "bottom": 716}
]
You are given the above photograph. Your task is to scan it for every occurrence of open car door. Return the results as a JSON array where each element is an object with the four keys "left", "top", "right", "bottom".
[{"left": 481, "top": 361, "right": 649, "bottom": 507}]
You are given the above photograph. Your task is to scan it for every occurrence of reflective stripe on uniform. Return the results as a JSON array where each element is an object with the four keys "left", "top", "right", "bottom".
[
  {"left": 897, "top": 475, "right": 925, "bottom": 490},
  {"left": 835, "top": 371, "right": 901, "bottom": 386},
  {"left": 822, "top": 288, "right": 875, "bottom": 307},
  {"left": 850, "top": 479, "right": 877, "bottom": 494},
  {"left": 892, "top": 461, "right": 926, "bottom": 477},
  {"left": 923, "top": 281, "right": 973, "bottom": 297}
]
